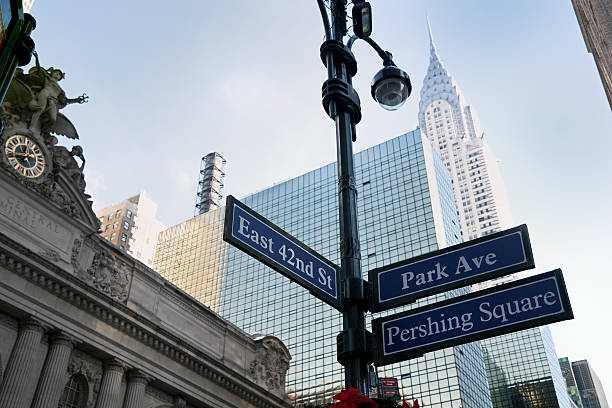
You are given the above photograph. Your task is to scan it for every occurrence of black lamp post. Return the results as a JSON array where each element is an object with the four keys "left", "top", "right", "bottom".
[{"left": 316, "top": 0, "right": 411, "bottom": 394}]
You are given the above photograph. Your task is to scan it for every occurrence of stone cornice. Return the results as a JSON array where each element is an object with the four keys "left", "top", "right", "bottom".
[{"left": 0, "top": 232, "right": 289, "bottom": 408}]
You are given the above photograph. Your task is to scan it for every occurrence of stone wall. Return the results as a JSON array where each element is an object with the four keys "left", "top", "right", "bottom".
[{"left": 0, "top": 173, "right": 291, "bottom": 408}]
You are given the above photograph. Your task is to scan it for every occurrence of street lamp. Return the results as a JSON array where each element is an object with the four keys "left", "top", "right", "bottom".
[
  {"left": 346, "top": 35, "right": 412, "bottom": 111},
  {"left": 371, "top": 64, "right": 411, "bottom": 111},
  {"left": 316, "top": 0, "right": 411, "bottom": 395}
]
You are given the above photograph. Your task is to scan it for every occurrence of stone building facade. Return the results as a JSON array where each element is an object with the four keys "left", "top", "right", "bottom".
[
  {"left": 571, "top": 0, "right": 612, "bottom": 109},
  {"left": 0, "top": 62, "right": 291, "bottom": 408}
]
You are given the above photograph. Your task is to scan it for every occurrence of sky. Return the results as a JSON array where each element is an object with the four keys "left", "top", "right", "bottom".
[{"left": 29, "top": 0, "right": 611, "bottom": 399}]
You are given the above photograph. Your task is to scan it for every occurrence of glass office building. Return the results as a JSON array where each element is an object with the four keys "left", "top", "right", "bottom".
[
  {"left": 483, "top": 327, "right": 574, "bottom": 408},
  {"left": 559, "top": 357, "right": 584, "bottom": 407},
  {"left": 154, "top": 129, "right": 493, "bottom": 407},
  {"left": 572, "top": 360, "right": 610, "bottom": 408}
]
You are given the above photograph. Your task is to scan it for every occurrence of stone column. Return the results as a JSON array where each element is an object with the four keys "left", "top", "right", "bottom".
[
  {"left": 31, "top": 331, "right": 77, "bottom": 408},
  {"left": 0, "top": 317, "right": 45, "bottom": 408},
  {"left": 122, "top": 370, "right": 151, "bottom": 408},
  {"left": 95, "top": 359, "right": 125, "bottom": 408}
]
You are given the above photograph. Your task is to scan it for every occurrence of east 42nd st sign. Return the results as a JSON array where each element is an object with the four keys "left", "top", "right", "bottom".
[{"left": 223, "top": 196, "right": 342, "bottom": 310}]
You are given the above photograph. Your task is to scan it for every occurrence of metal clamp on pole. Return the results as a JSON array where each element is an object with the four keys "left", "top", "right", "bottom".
[
  {"left": 320, "top": 40, "right": 358, "bottom": 77},
  {"left": 336, "top": 328, "right": 373, "bottom": 365},
  {"left": 321, "top": 77, "right": 362, "bottom": 124},
  {"left": 320, "top": 39, "right": 361, "bottom": 128},
  {"left": 344, "top": 276, "right": 367, "bottom": 305}
]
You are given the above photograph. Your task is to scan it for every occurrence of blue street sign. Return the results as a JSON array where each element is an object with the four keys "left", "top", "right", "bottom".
[
  {"left": 223, "top": 196, "right": 342, "bottom": 310},
  {"left": 369, "top": 225, "right": 534, "bottom": 312},
  {"left": 372, "top": 269, "right": 573, "bottom": 366}
]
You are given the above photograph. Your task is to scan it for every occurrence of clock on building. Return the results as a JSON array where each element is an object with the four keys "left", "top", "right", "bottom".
[{"left": 4, "top": 134, "right": 47, "bottom": 178}]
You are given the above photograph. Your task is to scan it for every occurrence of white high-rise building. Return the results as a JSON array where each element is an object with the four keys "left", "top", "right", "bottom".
[
  {"left": 418, "top": 24, "right": 576, "bottom": 408},
  {"left": 418, "top": 23, "right": 513, "bottom": 243}
]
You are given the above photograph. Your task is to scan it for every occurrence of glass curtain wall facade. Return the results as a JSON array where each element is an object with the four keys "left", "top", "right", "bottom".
[
  {"left": 154, "top": 129, "right": 493, "bottom": 407},
  {"left": 559, "top": 357, "right": 584, "bottom": 407},
  {"left": 572, "top": 360, "right": 610, "bottom": 408},
  {"left": 482, "top": 327, "right": 574, "bottom": 408}
]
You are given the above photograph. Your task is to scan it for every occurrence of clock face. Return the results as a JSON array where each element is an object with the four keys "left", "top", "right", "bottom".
[{"left": 4, "top": 135, "right": 46, "bottom": 178}]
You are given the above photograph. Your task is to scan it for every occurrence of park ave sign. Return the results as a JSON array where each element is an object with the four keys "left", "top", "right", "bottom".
[{"left": 369, "top": 225, "right": 534, "bottom": 312}]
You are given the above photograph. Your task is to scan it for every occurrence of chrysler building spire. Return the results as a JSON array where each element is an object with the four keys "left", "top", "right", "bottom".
[
  {"left": 426, "top": 16, "right": 438, "bottom": 58},
  {"left": 417, "top": 21, "right": 512, "bottom": 241}
]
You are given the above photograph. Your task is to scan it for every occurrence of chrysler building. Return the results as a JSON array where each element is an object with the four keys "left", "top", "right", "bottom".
[
  {"left": 418, "top": 23, "right": 513, "bottom": 242},
  {"left": 417, "top": 25, "right": 575, "bottom": 408}
]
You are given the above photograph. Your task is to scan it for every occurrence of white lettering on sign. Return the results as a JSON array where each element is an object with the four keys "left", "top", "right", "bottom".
[
  {"left": 401, "top": 262, "right": 448, "bottom": 289},
  {"left": 398, "top": 251, "right": 498, "bottom": 290},
  {"left": 479, "top": 291, "right": 557, "bottom": 323},
  {"left": 384, "top": 290, "right": 559, "bottom": 347},
  {"left": 235, "top": 214, "right": 334, "bottom": 292},
  {"left": 238, "top": 216, "right": 275, "bottom": 254},
  {"left": 385, "top": 312, "right": 474, "bottom": 345},
  {"left": 455, "top": 252, "right": 497, "bottom": 275}
]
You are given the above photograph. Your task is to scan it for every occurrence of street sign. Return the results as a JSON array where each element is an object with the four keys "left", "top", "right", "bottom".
[
  {"left": 372, "top": 269, "right": 572, "bottom": 366},
  {"left": 379, "top": 377, "right": 400, "bottom": 400},
  {"left": 223, "top": 195, "right": 342, "bottom": 310},
  {"left": 369, "top": 225, "right": 534, "bottom": 312},
  {"left": 381, "top": 378, "right": 398, "bottom": 387}
]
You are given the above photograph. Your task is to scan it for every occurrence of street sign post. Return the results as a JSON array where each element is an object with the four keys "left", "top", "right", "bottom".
[
  {"left": 372, "top": 269, "right": 572, "bottom": 366},
  {"left": 221, "top": 195, "right": 572, "bottom": 392},
  {"left": 369, "top": 225, "right": 534, "bottom": 312},
  {"left": 223, "top": 195, "right": 342, "bottom": 310}
]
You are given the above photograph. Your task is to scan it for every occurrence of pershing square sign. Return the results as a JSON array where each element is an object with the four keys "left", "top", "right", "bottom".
[
  {"left": 223, "top": 195, "right": 341, "bottom": 310},
  {"left": 372, "top": 269, "right": 572, "bottom": 366}
]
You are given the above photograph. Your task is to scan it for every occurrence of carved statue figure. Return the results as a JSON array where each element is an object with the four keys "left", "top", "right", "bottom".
[
  {"left": 28, "top": 53, "right": 88, "bottom": 134},
  {"left": 52, "top": 144, "right": 86, "bottom": 192},
  {"left": 1, "top": 52, "right": 88, "bottom": 139}
]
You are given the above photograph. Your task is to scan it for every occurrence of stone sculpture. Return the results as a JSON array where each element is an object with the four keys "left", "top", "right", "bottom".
[{"left": 0, "top": 52, "right": 97, "bottom": 227}]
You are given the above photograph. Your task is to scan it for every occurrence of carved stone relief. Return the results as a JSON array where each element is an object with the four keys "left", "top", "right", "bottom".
[
  {"left": 38, "top": 247, "right": 60, "bottom": 262},
  {"left": 83, "top": 248, "right": 132, "bottom": 303},
  {"left": 70, "top": 237, "right": 82, "bottom": 270},
  {"left": 248, "top": 336, "right": 291, "bottom": 397}
]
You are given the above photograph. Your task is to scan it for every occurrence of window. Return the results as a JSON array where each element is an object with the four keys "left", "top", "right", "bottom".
[
  {"left": 115, "top": 210, "right": 121, "bottom": 217},
  {"left": 110, "top": 233, "right": 116, "bottom": 241},
  {"left": 119, "top": 245, "right": 125, "bottom": 250},
  {"left": 123, "top": 221, "right": 129, "bottom": 230},
  {"left": 121, "top": 233, "right": 127, "bottom": 242},
  {"left": 126, "top": 210, "right": 132, "bottom": 219},
  {"left": 104, "top": 224, "right": 110, "bottom": 232},
  {"left": 113, "top": 221, "right": 118, "bottom": 229},
  {"left": 58, "top": 374, "right": 87, "bottom": 408},
  {"left": 98, "top": 217, "right": 104, "bottom": 224}
]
